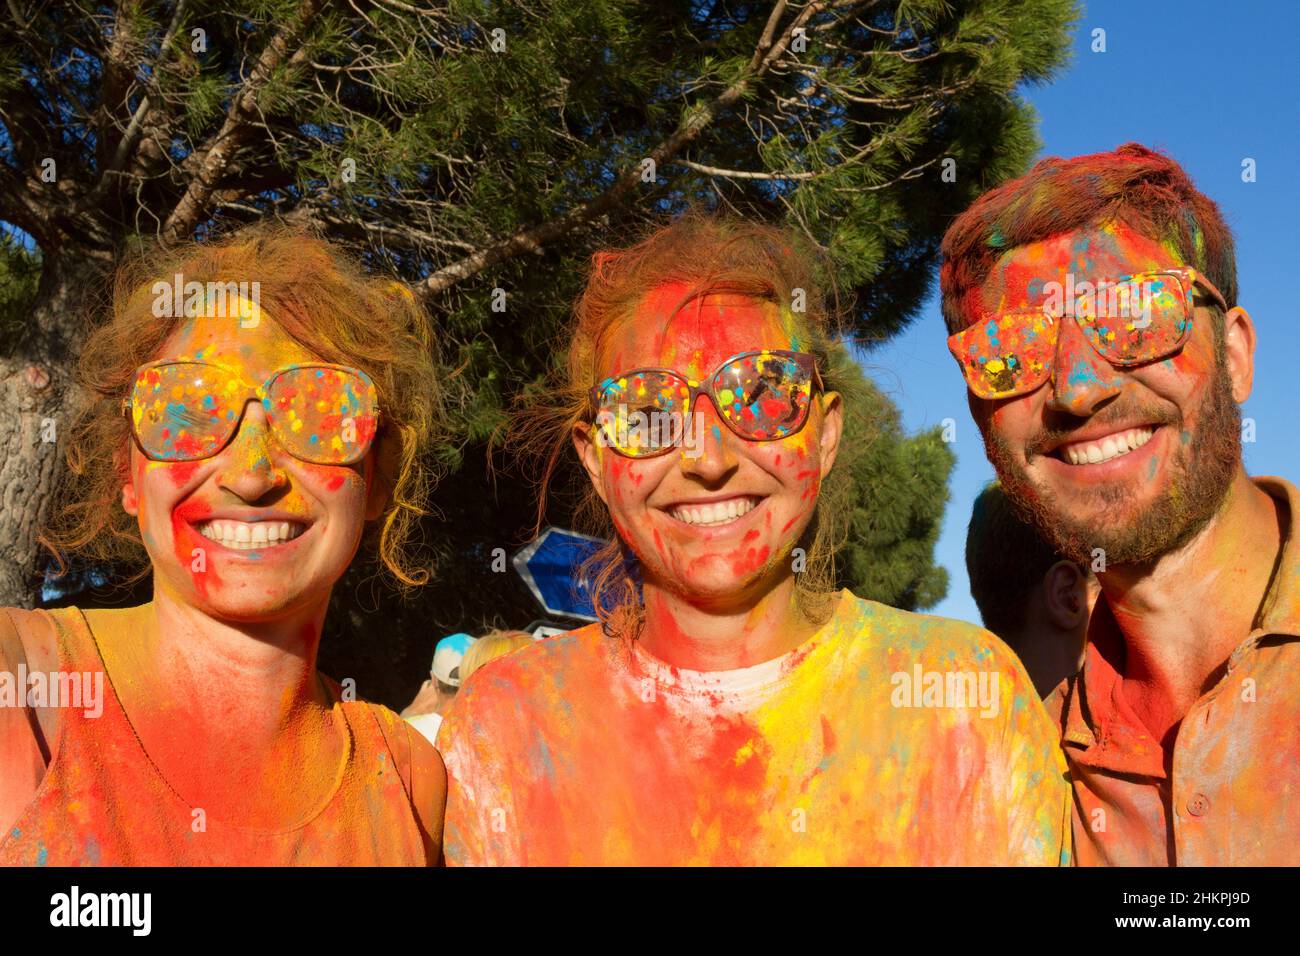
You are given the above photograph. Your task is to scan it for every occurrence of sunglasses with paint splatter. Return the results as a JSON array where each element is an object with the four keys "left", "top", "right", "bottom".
[
  {"left": 947, "top": 267, "right": 1229, "bottom": 401},
  {"left": 124, "top": 361, "right": 380, "bottom": 465},
  {"left": 589, "top": 350, "right": 823, "bottom": 459}
]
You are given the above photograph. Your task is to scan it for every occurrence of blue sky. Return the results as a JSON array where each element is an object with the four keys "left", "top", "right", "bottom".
[{"left": 867, "top": 0, "right": 1300, "bottom": 627}]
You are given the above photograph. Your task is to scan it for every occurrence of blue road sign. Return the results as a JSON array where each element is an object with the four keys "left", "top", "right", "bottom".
[{"left": 512, "top": 527, "right": 607, "bottom": 621}]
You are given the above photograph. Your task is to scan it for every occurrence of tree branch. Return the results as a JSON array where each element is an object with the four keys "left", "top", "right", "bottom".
[
  {"left": 159, "top": 0, "right": 325, "bottom": 245},
  {"left": 419, "top": 0, "right": 829, "bottom": 297}
]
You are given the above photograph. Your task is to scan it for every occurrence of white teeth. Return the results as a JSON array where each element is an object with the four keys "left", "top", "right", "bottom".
[
  {"left": 1062, "top": 427, "right": 1155, "bottom": 466},
  {"left": 196, "top": 519, "right": 306, "bottom": 550},
  {"left": 670, "top": 497, "right": 758, "bottom": 526}
]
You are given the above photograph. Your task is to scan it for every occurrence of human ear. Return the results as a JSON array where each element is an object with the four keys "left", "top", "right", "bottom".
[
  {"left": 816, "top": 391, "right": 843, "bottom": 478},
  {"left": 1221, "top": 306, "right": 1256, "bottom": 403},
  {"left": 1042, "top": 560, "right": 1087, "bottom": 631},
  {"left": 120, "top": 445, "right": 140, "bottom": 517},
  {"left": 572, "top": 422, "right": 610, "bottom": 507}
]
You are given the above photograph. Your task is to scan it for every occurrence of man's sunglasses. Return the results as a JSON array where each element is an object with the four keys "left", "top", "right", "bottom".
[
  {"left": 125, "top": 360, "right": 380, "bottom": 464},
  {"left": 947, "top": 267, "right": 1229, "bottom": 401},
  {"left": 589, "top": 349, "right": 823, "bottom": 459}
]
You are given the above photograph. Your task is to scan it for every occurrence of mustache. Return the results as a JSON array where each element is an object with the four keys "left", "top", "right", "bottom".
[{"left": 1023, "top": 401, "right": 1181, "bottom": 458}]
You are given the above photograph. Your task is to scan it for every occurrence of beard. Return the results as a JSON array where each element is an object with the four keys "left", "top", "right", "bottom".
[{"left": 985, "top": 362, "right": 1241, "bottom": 568}]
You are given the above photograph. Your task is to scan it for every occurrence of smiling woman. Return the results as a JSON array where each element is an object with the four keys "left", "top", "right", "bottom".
[
  {"left": 0, "top": 227, "right": 446, "bottom": 866},
  {"left": 438, "top": 213, "right": 1075, "bottom": 866}
]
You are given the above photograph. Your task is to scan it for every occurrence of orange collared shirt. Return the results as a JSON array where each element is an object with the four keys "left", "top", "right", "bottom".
[{"left": 1046, "top": 476, "right": 1300, "bottom": 866}]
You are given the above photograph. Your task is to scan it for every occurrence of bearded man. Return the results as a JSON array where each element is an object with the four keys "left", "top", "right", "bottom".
[{"left": 940, "top": 143, "right": 1298, "bottom": 866}]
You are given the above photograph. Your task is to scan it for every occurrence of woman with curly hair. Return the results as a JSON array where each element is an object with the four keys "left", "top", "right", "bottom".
[
  {"left": 439, "top": 213, "right": 1071, "bottom": 866},
  {"left": 0, "top": 228, "right": 445, "bottom": 865}
]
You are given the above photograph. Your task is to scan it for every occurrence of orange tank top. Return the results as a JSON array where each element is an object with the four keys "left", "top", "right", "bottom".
[{"left": 0, "top": 606, "right": 428, "bottom": 866}]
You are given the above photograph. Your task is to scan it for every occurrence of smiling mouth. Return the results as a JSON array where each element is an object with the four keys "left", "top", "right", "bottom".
[
  {"left": 667, "top": 495, "right": 763, "bottom": 528},
  {"left": 1053, "top": 426, "right": 1157, "bottom": 466},
  {"left": 195, "top": 519, "right": 309, "bottom": 550}
]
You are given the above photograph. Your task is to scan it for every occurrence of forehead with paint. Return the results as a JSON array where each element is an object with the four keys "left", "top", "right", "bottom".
[
  {"left": 975, "top": 220, "right": 1185, "bottom": 318},
  {"left": 600, "top": 283, "right": 797, "bottom": 377},
  {"left": 155, "top": 303, "right": 315, "bottom": 375}
]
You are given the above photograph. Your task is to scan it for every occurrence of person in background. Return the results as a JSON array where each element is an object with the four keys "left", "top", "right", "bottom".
[
  {"left": 403, "top": 632, "right": 476, "bottom": 746},
  {"left": 459, "top": 630, "right": 535, "bottom": 686},
  {"left": 966, "top": 483, "right": 1098, "bottom": 698}
]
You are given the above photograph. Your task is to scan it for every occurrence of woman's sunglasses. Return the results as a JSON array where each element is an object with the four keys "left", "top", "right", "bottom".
[
  {"left": 589, "top": 349, "right": 823, "bottom": 459},
  {"left": 124, "top": 360, "right": 381, "bottom": 465}
]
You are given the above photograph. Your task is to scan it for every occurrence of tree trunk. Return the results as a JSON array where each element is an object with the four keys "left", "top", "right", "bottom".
[{"left": 0, "top": 251, "right": 112, "bottom": 608}]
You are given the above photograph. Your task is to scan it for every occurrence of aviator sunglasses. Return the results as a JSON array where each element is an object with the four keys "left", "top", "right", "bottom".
[
  {"left": 125, "top": 360, "right": 380, "bottom": 465},
  {"left": 947, "top": 267, "right": 1229, "bottom": 401}
]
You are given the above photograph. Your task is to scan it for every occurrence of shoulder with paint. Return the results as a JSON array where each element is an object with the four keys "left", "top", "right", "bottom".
[
  {"left": 0, "top": 605, "right": 61, "bottom": 677},
  {"left": 459, "top": 622, "right": 606, "bottom": 693},
  {"left": 0, "top": 606, "right": 62, "bottom": 833},
  {"left": 440, "top": 622, "right": 610, "bottom": 739},
  {"left": 834, "top": 590, "right": 1029, "bottom": 673}
]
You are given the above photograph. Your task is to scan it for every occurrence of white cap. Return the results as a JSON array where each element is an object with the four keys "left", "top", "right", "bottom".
[{"left": 431, "top": 632, "right": 475, "bottom": 687}]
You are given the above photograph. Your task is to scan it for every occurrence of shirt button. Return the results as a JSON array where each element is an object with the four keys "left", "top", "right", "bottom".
[{"left": 1186, "top": 793, "right": 1211, "bottom": 817}]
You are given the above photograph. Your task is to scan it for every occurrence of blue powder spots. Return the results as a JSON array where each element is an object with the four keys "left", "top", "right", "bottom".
[
  {"left": 37, "top": 842, "right": 47, "bottom": 866},
  {"left": 9, "top": 828, "right": 19, "bottom": 840},
  {"left": 1147, "top": 455, "right": 1158, "bottom": 481},
  {"left": 1180, "top": 430, "right": 1192, "bottom": 446},
  {"left": 1067, "top": 359, "right": 1103, "bottom": 389},
  {"left": 987, "top": 227, "right": 1006, "bottom": 248}
]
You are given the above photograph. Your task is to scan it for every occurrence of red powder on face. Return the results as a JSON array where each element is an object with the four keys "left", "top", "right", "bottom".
[
  {"left": 166, "top": 462, "right": 201, "bottom": 486},
  {"left": 731, "top": 545, "right": 770, "bottom": 577},
  {"left": 325, "top": 473, "right": 346, "bottom": 492},
  {"left": 170, "top": 499, "right": 222, "bottom": 599}
]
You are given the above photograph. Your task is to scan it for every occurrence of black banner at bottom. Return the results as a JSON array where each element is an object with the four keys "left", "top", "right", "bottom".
[{"left": 0, "top": 866, "right": 1286, "bottom": 942}]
